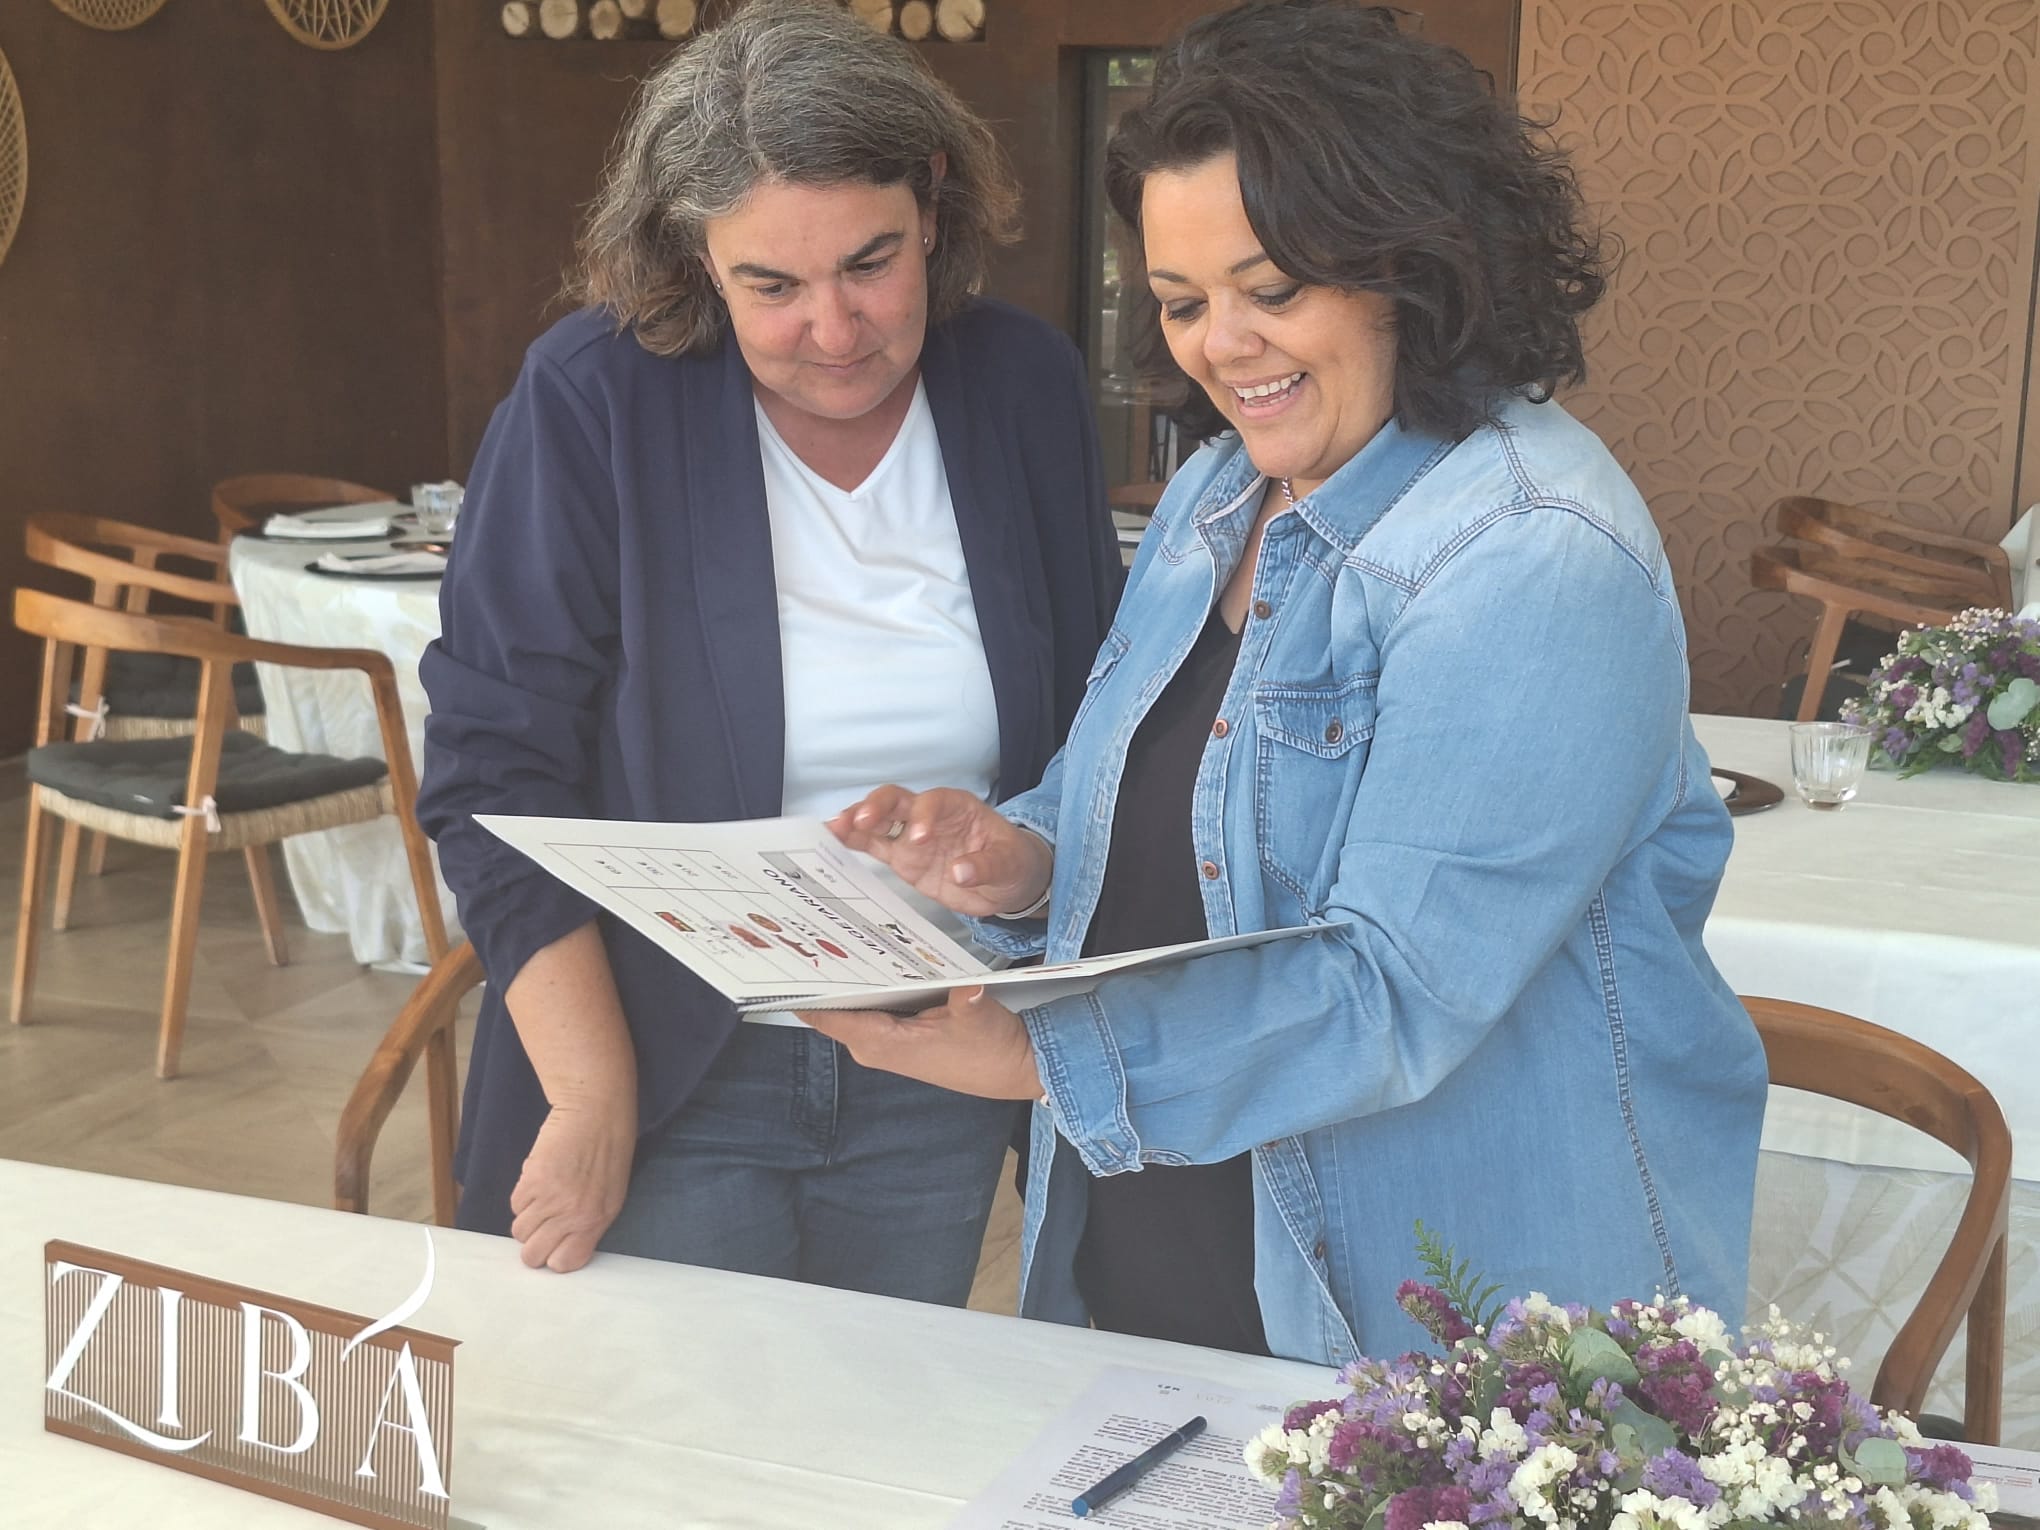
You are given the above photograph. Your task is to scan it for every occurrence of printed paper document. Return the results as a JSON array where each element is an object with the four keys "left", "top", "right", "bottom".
[
  {"left": 946, "top": 1364, "right": 1303, "bottom": 1529},
  {"left": 478, "top": 814, "right": 1318, "bottom": 1013}
]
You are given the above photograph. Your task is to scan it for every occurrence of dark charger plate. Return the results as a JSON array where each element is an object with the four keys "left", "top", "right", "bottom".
[
  {"left": 303, "top": 558, "right": 444, "bottom": 583},
  {"left": 1712, "top": 768, "right": 1783, "bottom": 816}
]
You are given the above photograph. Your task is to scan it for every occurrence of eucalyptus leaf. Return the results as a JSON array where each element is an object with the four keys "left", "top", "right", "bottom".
[
  {"left": 1363, "top": 1498, "right": 1388, "bottom": 1530},
  {"left": 1609, "top": 1397, "right": 1677, "bottom": 1459},
  {"left": 1566, "top": 1328, "right": 1641, "bottom": 1388},
  {"left": 1988, "top": 677, "right": 2040, "bottom": 731},
  {"left": 1853, "top": 1437, "right": 1908, "bottom": 1487}
]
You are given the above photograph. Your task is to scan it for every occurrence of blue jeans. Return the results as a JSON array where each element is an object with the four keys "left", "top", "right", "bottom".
[{"left": 598, "top": 1023, "right": 1017, "bottom": 1306}]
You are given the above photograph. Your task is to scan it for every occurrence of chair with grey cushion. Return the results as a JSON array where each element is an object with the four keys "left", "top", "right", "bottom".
[
  {"left": 12, "top": 586, "right": 449, "bottom": 1078},
  {"left": 26, "top": 514, "right": 286, "bottom": 946}
]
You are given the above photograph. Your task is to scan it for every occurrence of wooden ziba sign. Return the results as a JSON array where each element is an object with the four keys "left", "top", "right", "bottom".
[{"left": 44, "top": 1240, "right": 458, "bottom": 1530}]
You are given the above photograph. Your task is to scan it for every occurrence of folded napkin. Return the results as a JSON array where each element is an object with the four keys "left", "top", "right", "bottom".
[
  {"left": 264, "top": 504, "right": 399, "bottom": 539},
  {"left": 313, "top": 550, "right": 448, "bottom": 576}
]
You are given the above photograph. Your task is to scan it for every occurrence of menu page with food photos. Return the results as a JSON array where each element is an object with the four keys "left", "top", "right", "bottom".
[{"left": 477, "top": 814, "right": 1317, "bottom": 1014}]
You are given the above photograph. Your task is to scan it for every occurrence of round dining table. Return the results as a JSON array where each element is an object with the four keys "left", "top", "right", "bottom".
[{"left": 227, "top": 532, "right": 460, "bottom": 968}]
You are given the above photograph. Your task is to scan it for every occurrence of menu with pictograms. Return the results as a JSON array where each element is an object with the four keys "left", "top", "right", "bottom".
[{"left": 477, "top": 814, "right": 1315, "bottom": 1015}]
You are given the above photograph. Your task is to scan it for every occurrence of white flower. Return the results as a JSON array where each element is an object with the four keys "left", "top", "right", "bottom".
[
  {"left": 1243, "top": 1422, "right": 1291, "bottom": 1480},
  {"left": 1899, "top": 1482, "right": 1993, "bottom": 1530},
  {"left": 1480, "top": 1407, "right": 1529, "bottom": 1460},
  {"left": 1508, "top": 1443, "right": 1579, "bottom": 1525},
  {"left": 1423, "top": 1522, "right": 1471, "bottom": 1530},
  {"left": 1521, "top": 1291, "right": 1574, "bottom": 1331},
  {"left": 1618, "top": 1488, "right": 1712, "bottom": 1530},
  {"left": 1700, "top": 1440, "right": 1806, "bottom": 1518},
  {"left": 1671, "top": 1306, "right": 1731, "bottom": 1354}
]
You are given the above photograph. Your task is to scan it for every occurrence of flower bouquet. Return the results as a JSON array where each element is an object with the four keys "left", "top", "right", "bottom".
[
  {"left": 1245, "top": 1229, "right": 1994, "bottom": 1530},
  {"left": 1838, "top": 608, "right": 2040, "bottom": 781}
]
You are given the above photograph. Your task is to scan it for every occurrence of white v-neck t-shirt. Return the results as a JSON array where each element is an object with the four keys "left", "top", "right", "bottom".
[{"left": 754, "top": 379, "right": 1001, "bottom": 824}]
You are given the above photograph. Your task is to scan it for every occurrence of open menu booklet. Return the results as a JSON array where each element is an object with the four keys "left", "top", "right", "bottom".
[{"left": 477, "top": 813, "right": 1316, "bottom": 1015}]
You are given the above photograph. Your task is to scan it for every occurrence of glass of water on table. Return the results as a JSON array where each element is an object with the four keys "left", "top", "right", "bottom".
[
  {"left": 410, "top": 481, "right": 464, "bottom": 539},
  {"left": 1789, "top": 721, "right": 1873, "bottom": 810}
]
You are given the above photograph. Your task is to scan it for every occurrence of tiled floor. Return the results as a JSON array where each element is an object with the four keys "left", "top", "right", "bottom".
[{"left": 0, "top": 760, "right": 1022, "bottom": 1311}]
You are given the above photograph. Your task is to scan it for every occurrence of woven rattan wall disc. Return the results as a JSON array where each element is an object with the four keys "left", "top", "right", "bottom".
[
  {"left": 262, "top": 0, "right": 389, "bottom": 49},
  {"left": 0, "top": 47, "right": 23, "bottom": 270},
  {"left": 46, "top": 0, "right": 172, "bottom": 29}
]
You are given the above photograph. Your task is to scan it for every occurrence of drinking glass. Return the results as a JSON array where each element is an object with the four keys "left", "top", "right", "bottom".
[
  {"left": 411, "top": 482, "right": 463, "bottom": 538},
  {"left": 1789, "top": 721, "right": 1873, "bottom": 810}
]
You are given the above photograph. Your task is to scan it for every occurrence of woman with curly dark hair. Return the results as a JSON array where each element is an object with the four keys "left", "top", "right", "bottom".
[{"left": 811, "top": 0, "right": 1765, "bottom": 1363}]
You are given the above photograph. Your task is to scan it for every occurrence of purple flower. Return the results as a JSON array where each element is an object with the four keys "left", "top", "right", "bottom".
[
  {"left": 1641, "top": 1449, "right": 1722, "bottom": 1506},
  {"left": 1275, "top": 1466, "right": 1304, "bottom": 1517},
  {"left": 1781, "top": 1371, "right": 1852, "bottom": 1456},
  {"left": 2001, "top": 730, "right": 2024, "bottom": 777},
  {"left": 1328, "top": 1416, "right": 1413, "bottom": 1476},
  {"left": 1398, "top": 1280, "right": 1474, "bottom": 1345},
  {"left": 1908, "top": 1444, "right": 1975, "bottom": 1496},
  {"left": 1634, "top": 1338, "right": 1718, "bottom": 1437},
  {"left": 1962, "top": 710, "right": 1992, "bottom": 759},
  {"left": 1496, "top": 1362, "right": 1561, "bottom": 1415},
  {"left": 1284, "top": 1398, "right": 1342, "bottom": 1433},
  {"left": 1385, "top": 1484, "right": 1474, "bottom": 1530}
]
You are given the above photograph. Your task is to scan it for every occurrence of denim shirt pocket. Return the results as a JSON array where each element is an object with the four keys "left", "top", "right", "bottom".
[
  {"left": 1068, "top": 626, "right": 1132, "bottom": 743},
  {"left": 1252, "top": 672, "right": 1379, "bottom": 908}
]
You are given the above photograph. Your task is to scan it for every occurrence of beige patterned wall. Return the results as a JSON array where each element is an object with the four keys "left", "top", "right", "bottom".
[{"left": 1517, "top": 1, "right": 2040, "bottom": 716}]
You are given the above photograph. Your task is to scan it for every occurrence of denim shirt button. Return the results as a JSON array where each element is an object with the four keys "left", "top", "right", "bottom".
[
  {"left": 1212, "top": 717, "right": 1229, "bottom": 738},
  {"left": 1200, "top": 859, "right": 1220, "bottom": 880},
  {"left": 1313, "top": 1239, "right": 1328, "bottom": 1261},
  {"left": 1324, "top": 719, "right": 1344, "bottom": 745},
  {"left": 1252, "top": 598, "right": 1273, "bottom": 620}
]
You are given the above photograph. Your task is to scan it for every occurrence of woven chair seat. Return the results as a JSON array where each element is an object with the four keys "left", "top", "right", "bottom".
[
  {"left": 31, "top": 780, "right": 392, "bottom": 852},
  {"left": 27, "top": 731, "right": 388, "bottom": 850}
]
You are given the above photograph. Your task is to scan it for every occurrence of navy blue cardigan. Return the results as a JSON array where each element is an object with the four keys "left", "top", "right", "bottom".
[{"left": 417, "top": 300, "right": 1122, "bottom": 1235}]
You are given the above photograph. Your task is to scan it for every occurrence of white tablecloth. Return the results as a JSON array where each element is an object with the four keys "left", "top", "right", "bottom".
[
  {"left": 1694, "top": 712, "right": 2040, "bottom": 1178},
  {"left": 229, "top": 536, "right": 460, "bottom": 966},
  {"left": 1695, "top": 713, "right": 2040, "bottom": 1445},
  {"left": 3, "top": 1159, "right": 1330, "bottom": 1528}
]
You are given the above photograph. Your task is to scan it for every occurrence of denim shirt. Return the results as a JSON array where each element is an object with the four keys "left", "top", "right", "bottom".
[{"left": 973, "top": 395, "right": 1768, "bottom": 1367}]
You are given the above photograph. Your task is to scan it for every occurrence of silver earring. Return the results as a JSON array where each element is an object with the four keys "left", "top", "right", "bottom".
[{"left": 923, "top": 236, "right": 932, "bottom": 251}]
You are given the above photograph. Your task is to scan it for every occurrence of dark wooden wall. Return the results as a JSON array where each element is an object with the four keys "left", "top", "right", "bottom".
[
  {"left": 0, "top": 0, "right": 1517, "bottom": 754},
  {"left": 0, "top": 0, "right": 446, "bottom": 751}
]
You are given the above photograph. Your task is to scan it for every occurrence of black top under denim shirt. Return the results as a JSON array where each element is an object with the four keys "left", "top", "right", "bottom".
[{"left": 1071, "top": 609, "right": 1270, "bottom": 1356}]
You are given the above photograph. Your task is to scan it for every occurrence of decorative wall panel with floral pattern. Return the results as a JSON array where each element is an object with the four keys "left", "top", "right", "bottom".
[{"left": 1517, "top": 2, "right": 2040, "bottom": 716}]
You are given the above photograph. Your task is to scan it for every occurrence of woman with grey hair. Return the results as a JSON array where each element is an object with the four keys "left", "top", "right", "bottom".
[{"left": 417, "top": 0, "right": 1119, "bottom": 1300}]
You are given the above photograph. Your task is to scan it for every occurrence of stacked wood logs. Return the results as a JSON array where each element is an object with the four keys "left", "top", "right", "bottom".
[{"left": 501, "top": 0, "right": 982, "bottom": 42}]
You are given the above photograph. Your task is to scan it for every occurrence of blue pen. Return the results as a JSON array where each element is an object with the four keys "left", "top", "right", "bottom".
[{"left": 1071, "top": 1414, "right": 1208, "bottom": 1518}]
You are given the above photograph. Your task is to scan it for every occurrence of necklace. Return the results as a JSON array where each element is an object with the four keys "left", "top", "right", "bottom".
[{"left": 1278, "top": 477, "right": 1296, "bottom": 505}]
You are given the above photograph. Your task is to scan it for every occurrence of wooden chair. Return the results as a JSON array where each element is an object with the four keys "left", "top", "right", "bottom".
[
  {"left": 210, "top": 472, "right": 390, "bottom": 542},
  {"left": 24, "top": 514, "right": 277, "bottom": 938},
  {"left": 335, "top": 941, "right": 482, "bottom": 1226},
  {"left": 1107, "top": 480, "right": 1167, "bottom": 512},
  {"left": 1745, "top": 997, "right": 2010, "bottom": 1443},
  {"left": 1773, "top": 498, "right": 2012, "bottom": 607},
  {"left": 12, "top": 586, "right": 450, "bottom": 1078},
  {"left": 1752, "top": 497, "right": 2014, "bottom": 722}
]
